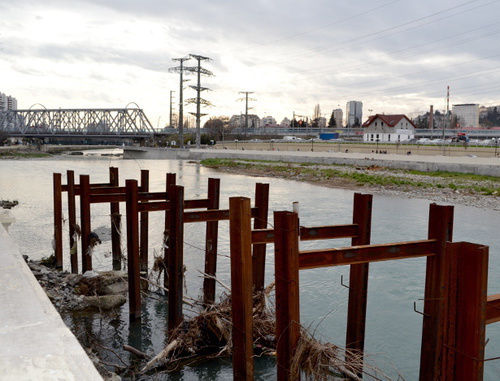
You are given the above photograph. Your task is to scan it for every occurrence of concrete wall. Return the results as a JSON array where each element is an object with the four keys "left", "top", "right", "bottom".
[
  {"left": 123, "top": 147, "right": 500, "bottom": 177},
  {"left": 0, "top": 224, "right": 103, "bottom": 380}
]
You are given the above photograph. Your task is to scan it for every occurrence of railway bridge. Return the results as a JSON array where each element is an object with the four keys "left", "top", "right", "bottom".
[{"left": 0, "top": 107, "right": 156, "bottom": 140}]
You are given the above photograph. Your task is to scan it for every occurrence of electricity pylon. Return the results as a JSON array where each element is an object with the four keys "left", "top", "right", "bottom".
[
  {"left": 185, "top": 54, "right": 213, "bottom": 148},
  {"left": 169, "top": 56, "right": 191, "bottom": 148},
  {"left": 237, "top": 92, "right": 256, "bottom": 129}
]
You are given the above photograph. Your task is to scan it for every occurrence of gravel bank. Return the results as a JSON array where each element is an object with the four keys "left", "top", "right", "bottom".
[{"left": 204, "top": 160, "right": 500, "bottom": 211}]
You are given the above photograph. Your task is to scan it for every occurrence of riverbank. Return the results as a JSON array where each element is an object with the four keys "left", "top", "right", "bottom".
[{"left": 200, "top": 158, "right": 500, "bottom": 211}]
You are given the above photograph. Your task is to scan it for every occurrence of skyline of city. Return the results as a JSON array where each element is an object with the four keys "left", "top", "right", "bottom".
[{"left": 1, "top": 1, "right": 499, "bottom": 127}]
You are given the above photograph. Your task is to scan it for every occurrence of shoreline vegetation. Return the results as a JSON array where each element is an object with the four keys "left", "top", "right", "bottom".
[{"left": 200, "top": 158, "right": 500, "bottom": 210}]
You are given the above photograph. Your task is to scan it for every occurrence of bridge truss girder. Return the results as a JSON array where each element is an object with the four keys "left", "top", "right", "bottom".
[{"left": 0, "top": 108, "right": 155, "bottom": 137}]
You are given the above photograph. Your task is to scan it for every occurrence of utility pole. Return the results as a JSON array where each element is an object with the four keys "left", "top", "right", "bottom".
[
  {"left": 442, "top": 86, "right": 450, "bottom": 139},
  {"left": 169, "top": 90, "right": 175, "bottom": 128},
  {"left": 237, "top": 92, "right": 256, "bottom": 129},
  {"left": 169, "top": 56, "right": 191, "bottom": 148},
  {"left": 429, "top": 105, "right": 433, "bottom": 131},
  {"left": 185, "top": 54, "right": 213, "bottom": 148}
]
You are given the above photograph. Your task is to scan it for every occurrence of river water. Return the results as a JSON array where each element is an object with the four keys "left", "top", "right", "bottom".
[{"left": 1, "top": 154, "right": 499, "bottom": 380}]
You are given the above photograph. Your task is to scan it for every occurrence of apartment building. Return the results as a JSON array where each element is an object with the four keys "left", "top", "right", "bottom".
[
  {"left": 452, "top": 104, "right": 479, "bottom": 128},
  {"left": 0, "top": 93, "right": 18, "bottom": 111}
]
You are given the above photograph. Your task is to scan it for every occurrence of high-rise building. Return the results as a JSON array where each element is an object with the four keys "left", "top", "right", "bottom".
[
  {"left": 0, "top": 93, "right": 18, "bottom": 111},
  {"left": 452, "top": 104, "right": 479, "bottom": 128},
  {"left": 346, "top": 101, "right": 363, "bottom": 127},
  {"left": 333, "top": 109, "right": 343, "bottom": 127}
]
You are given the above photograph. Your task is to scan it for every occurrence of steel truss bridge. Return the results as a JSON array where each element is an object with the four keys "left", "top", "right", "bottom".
[{"left": 0, "top": 108, "right": 155, "bottom": 139}]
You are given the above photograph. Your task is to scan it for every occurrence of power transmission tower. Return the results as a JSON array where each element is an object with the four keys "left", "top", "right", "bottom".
[
  {"left": 237, "top": 92, "right": 256, "bottom": 129},
  {"left": 185, "top": 54, "right": 213, "bottom": 148},
  {"left": 169, "top": 90, "right": 175, "bottom": 128},
  {"left": 169, "top": 56, "right": 191, "bottom": 148}
]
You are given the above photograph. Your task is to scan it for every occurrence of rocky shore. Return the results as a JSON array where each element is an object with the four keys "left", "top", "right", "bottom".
[
  {"left": 27, "top": 257, "right": 128, "bottom": 312},
  {"left": 203, "top": 159, "right": 500, "bottom": 211}
]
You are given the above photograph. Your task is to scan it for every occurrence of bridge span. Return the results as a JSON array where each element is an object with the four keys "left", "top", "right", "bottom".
[{"left": 0, "top": 108, "right": 155, "bottom": 139}]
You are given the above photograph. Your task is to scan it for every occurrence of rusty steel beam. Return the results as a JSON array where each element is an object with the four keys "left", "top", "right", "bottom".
[
  {"left": 125, "top": 179, "right": 141, "bottom": 321},
  {"left": 346, "top": 193, "right": 373, "bottom": 371},
  {"left": 91, "top": 194, "right": 127, "bottom": 203},
  {"left": 184, "top": 209, "right": 230, "bottom": 223},
  {"left": 486, "top": 294, "right": 500, "bottom": 324},
  {"left": 298, "top": 240, "right": 437, "bottom": 269},
  {"left": 168, "top": 185, "right": 184, "bottom": 335},
  {"left": 53, "top": 173, "right": 63, "bottom": 269},
  {"left": 252, "top": 183, "right": 270, "bottom": 292},
  {"left": 79, "top": 175, "right": 92, "bottom": 273},
  {"left": 164, "top": 173, "right": 176, "bottom": 290},
  {"left": 300, "top": 224, "right": 358, "bottom": 241},
  {"left": 274, "top": 210, "right": 301, "bottom": 381},
  {"left": 88, "top": 186, "right": 127, "bottom": 195},
  {"left": 450, "top": 242, "right": 488, "bottom": 380},
  {"left": 61, "top": 182, "right": 111, "bottom": 193},
  {"left": 203, "top": 178, "right": 221, "bottom": 306},
  {"left": 137, "top": 201, "right": 169, "bottom": 212},
  {"left": 419, "top": 204, "right": 454, "bottom": 381},
  {"left": 138, "top": 192, "right": 169, "bottom": 201},
  {"left": 229, "top": 197, "right": 255, "bottom": 380},
  {"left": 109, "top": 167, "right": 122, "bottom": 271},
  {"left": 67, "top": 170, "right": 78, "bottom": 274},
  {"left": 139, "top": 170, "right": 149, "bottom": 272},
  {"left": 251, "top": 224, "right": 358, "bottom": 244}
]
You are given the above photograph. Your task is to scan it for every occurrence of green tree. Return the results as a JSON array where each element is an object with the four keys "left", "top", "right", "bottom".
[{"left": 328, "top": 111, "right": 337, "bottom": 128}]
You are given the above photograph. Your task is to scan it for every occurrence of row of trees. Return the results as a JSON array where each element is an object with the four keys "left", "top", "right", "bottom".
[{"left": 480, "top": 106, "right": 500, "bottom": 127}]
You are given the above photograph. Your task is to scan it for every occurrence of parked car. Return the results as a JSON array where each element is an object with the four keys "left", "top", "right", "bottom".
[{"left": 417, "top": 138, "right": 429, "bottom": 144}]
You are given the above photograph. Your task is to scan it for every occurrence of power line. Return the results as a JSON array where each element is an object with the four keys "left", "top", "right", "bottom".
[{"left": 245, "top": 0, "right": 499, "bottom": 70}]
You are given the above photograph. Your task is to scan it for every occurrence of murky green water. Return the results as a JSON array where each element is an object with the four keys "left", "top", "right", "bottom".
[{"left": 1, "top": 156, "right": 499, "bottom": 379}]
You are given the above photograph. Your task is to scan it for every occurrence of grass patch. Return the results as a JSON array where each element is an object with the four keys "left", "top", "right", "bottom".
[{"left": 407, "top": 169, "right": 500, "bottom": 183}]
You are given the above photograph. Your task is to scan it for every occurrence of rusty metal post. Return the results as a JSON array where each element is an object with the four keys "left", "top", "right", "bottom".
[
  {"left": 274, "top": 210, "right": 301, "bottom": 381},
  {"left": 252, "top": 183, "right": 270, "bottom": 292},
  {"left": 419, "top": 203, "right": 454, "bottom": 380},
  {"left": 203, "top": 178, "right": 220, "bottom": 305},
  {"left": 168, "top": 184, "right": 184, "bottom": 334},
  {"left": 125, "top": 179, "right": 141, "bottom": 320},
  {"left": 79, "top": 175, "right": 92, "bottom": 273},
  {"left": 445, "top": 242, "right": 488, "bottom": 380},
  {"left": 109, "top": 167, "right": 122, "bottom": 271},
  {"left": 139, "top": 169, "right": 149, "bottom": 272},
  {"left": 346, "top": 193, "right": 373, "bottom": 366},
  {"left": 163, "top": 173, "right": 176, "bottom": 289},
  {"left": 53, "top": 173, "right": 63, "bottom": 269},
  {"left": 67, "top": 170, "right": 78, "bottom": 274},
  {"left": 229, "top": 197, "right": 254, "bottom": 380}
]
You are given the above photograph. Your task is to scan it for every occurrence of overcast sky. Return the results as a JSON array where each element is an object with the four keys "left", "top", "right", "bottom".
[{"left": 1, "top": 0, "right": 499, "bottom": 127}]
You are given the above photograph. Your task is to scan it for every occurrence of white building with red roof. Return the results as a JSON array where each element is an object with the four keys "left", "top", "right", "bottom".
[{"left": 361, "top": 114, "right": 415, "bottom": 143}]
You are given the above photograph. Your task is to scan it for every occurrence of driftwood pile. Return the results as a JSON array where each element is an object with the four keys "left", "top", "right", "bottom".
[{"left": 126, "top": 279, "right": 393, "bottom": 380}]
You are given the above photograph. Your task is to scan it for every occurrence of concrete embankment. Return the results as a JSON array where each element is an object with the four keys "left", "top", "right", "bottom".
[
  {"left": 0, "top": 225, "right": 102, "bottom": 380},
  {"left": 123, "top": 147, "right": 500, "bottom": 177}
]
